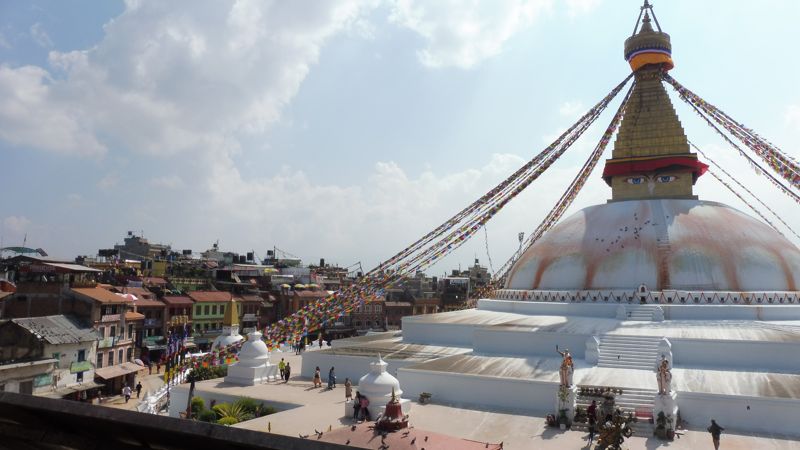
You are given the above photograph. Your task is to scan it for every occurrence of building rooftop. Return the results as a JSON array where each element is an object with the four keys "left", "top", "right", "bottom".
[
  {"left": 71, "top": 287, "right": 132, "bottom": 304},
  {"left": 12, "top": 315, "right": 97, "bottom": 344},
  {"left": 161, "top": 295, "right": 194, "bottom": 306},
  {"left": 187, "top": 291, "right": 233, "bottom": 303}
]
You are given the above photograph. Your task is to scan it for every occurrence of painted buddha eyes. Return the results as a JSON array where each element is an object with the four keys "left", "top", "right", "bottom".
[
  {"left": 625, "top": 175, "right": 677, "bottom": 185},
  {"left": 626, "top": 177, "right": 645, "bottom": 185}
]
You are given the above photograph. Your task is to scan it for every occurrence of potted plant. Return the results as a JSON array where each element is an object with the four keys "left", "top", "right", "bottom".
[
  {"left": 418, "top": 392, "right": 432, "bottom": 404},
  {"left": 654, "top": 412, "right": 667, "bottom": 439},
  {"left": 558, "top": 409, "right": 569, "bottom": 430}
]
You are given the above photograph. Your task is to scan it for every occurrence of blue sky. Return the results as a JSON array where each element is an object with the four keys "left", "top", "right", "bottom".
[{"left": 1, "top": 0, "right": 798, "bottom": 274}]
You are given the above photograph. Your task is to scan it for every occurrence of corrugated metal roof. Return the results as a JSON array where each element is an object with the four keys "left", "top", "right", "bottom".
[
  {"left": 12, "top": 315, "right": 98, "bottom": 344},
  {"left": 43, "top": 263, "right": 101, "bottom": 273}
]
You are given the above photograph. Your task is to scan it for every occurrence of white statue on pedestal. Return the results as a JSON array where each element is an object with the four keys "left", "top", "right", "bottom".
[
  {"left": 556, "top": 346, "right": 574, "bottom": 387},
  {"left": 657, "top": 355, "right": 672, "bottom": 395}
]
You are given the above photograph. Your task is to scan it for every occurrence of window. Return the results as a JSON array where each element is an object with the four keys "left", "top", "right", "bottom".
[
  {"left": 98, "top": 326, "right": 105, "bottom": 338},
  {"left": 195, "top": 324, "right": 200, "bottom": 331},
  {"left": 97, "top": 353, "right": 103, "bottom": 369},
  {"left": 52, "top": 353, "right": 60, "bottom": 368},
  {"left": 118, "top": 349, "right": 123, "bottom": 363},
  {"left": 77, "top": 350, "right": 85, "bottom": 362},
  {"left": 204, "top": 323, "right": 209, "bottom": 330},
  {"left": 76, "top": 371, "right": 83, "bottom": 382},
  {"left": 127, "top": 348, "right": 133, "bottom": 361},
  {"left": 220, "top": 305, "right": 225, "bottom": 316},
  {"left": 211, "top": 305, "right": 217, "bottom": 315},
  {"left": 110, "top": 326, "right": 116, "bottom": 338},
  {"left": 128, "top": 324, "right": 134, "bottom": 340},
  {"left": 108, "top": 351, "right": 114, "bottom": 366},
  {"left": 195, "top": 305, "right": 201, "bottom": 315},
  {"left": 204, "top": 305, "right": 209, "bottom": 315}
]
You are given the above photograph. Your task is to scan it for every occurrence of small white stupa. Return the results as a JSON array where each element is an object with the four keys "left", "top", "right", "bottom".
[
  {"left": 355, "top": 354, "right": 411, "bottom": 418},
  {"left": 225, "top": 330, "right": 274, "bottom": 385},
  {"left": 211, "top": 298, "right": 244, "bottom": 351}
]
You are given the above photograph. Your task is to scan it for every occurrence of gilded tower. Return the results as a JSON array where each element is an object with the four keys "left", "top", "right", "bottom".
[{"left": 602, "top": 1, "right": 707, "bottom": 201}]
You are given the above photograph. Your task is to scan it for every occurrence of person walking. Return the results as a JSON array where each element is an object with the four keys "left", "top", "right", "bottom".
[
  {"left": 359, "top": 395, "right": 371, "bottom": 421},
  {"left": 278, "top": 358, "right": 286, "bottom": 380},
  {"left": 135, "top": 381, "right": 143, "bottom": 399},
  {"left": 352, "top": 392, "right": 361, "bottom": 421},
  {"left": 122, "top": 385, "right": 132, "bottom": 403},
  {"left": 327, "top": 367, "right": 336, "bottom": 389},
  {"left": 344, "top": 378, "right": 353, "bottom": 401},
  {"left": 318, "top": 335, "right": 323, "bottom": 348},
  {"left": 707, "top": 419, "right": 724, "bottom": 450},
  {"left": 313, "top": 366, "right": 322, "bottom": 388},
  {"left": 284, "top": 362, "right": 291, "bottom": 383},
  {"left": 587, "top": 413, "right": 596, "bottom": 444}
]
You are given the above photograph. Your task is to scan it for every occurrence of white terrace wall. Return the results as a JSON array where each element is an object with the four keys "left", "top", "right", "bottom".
[
  {"left": 473, "top": 329, "right": 589, "bottom": 359},
  {"left": 671, "top": 339, "right": 800, "bottom": 372},
  {"left": 401, "top": 321, "right": 475, "bottom": 347},
  {"left": 677, "top": 392, "right": 800, "bottom": 437},
  {"left": 477, "top": 299, "right": 618, "bottom": 318},
  {"left": 398, "top": 368, "right": 559, "bottom": 414}
]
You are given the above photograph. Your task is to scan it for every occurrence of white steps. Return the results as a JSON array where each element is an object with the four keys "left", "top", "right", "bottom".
[
  {"left": 621, "top": 304, "right": 661, "bottom": 321},
  {"left": 597, "top": 335, "right": 661, "bottom": 370},
  {"left": 575, "top": 385, "right": 657, "bottom": 436}
]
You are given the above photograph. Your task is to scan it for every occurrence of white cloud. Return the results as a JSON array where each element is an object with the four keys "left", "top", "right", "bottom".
[
  {"left": 389, "top": 0, "right": 552, "bottom": 69},
  {"left": 149, "top": 175, "right": 185, "bottom": 189},
  {"left": 0, "top": 1, "right": 373, "bottom": 157},
  {"left": 786, "top": 104, "right": 800, "bottom": 131},
  {"left": 3, "top": 216, "right": 31, "bottom": 235},
  {"left": 558, "top": 100, "right": 584, "bottom": 117},
  {"left": 30, "top": 23, "right": 53, "bottom": 48},
  {"left": 565, "top": 0, "right": 601, "bottom": 17},
  {"left": 97, "top": 174, "right": 118, "bottom": 190},
  {"left": 0, "top": 65, "right": 106, "bottom": 155}
]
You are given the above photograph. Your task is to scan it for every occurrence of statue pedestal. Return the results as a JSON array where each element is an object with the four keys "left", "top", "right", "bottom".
[
  {"left": 554, "top": 385, "right": 578, "bottom": 426},
  {"left": 653, "top": 390, "right": 679, "bottom": 433}
]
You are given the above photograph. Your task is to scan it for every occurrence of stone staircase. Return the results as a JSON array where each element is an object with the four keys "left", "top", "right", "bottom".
[
  {"left": 597, "top": 335, "right": 662, "bottom": 370},
  {"left": 621, "top": 304, "right": 661, "bottom": 321},
  {"left": 574, "top": 386, "right": 657, "bottom": 436}
]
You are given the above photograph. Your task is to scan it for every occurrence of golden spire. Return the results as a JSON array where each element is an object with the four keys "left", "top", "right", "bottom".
[
  {"left": 602, "top": 0, "right": 707, "bottom": 202},
  {"left": 223, "top": 297, "right": 239, "bottom": 327}
]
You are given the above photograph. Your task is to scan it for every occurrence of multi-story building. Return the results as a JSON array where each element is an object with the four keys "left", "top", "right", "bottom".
[
  {"left": 236, "top": 294, "right": 262, "bottom": 334},
  {"left": 11, "top": 315, "right": 101, "bottom": 401},
  {"left": 385, "top": 301, "right": 413, "bottom": 330},
  {"left": 187, "top": 291, "right": 232, "bottom": 350},
  {"left": 73, "top": 287, "right": 144, "bottom": 394},
  {"left": 113, "top": 231, "right": 170, "bottom": 262},
  {"left": 349, "top": 297, "right": 386, "bottom": 333}
]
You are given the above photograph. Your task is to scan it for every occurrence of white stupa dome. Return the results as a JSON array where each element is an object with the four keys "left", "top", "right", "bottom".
[
  {"left": 507, "top": 199, "right": 800, "bottom": 292},
  {"left": 358, "top": 355, "right": 402, "bottom": 401},
  {"left": 236, "top": 331, "right": 270, "bottom": 368}
]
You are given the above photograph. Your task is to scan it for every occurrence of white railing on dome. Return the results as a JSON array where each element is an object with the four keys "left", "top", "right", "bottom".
[{"left": 494, "top": 289, "right": 800, "bottom": 305}]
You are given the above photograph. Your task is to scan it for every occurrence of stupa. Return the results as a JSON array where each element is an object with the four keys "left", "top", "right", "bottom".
[
  {"left": 211, "top": 298, "right": 244, "bottom": 351},
  {"left": 350, "top": 355, "right": 411, "bottom": 419},
  {"left": 305, "top": 1, "right": 800, "bottom": 438},
  {"left": 225, "top": 330, "right": 275, "bottom": 385}
]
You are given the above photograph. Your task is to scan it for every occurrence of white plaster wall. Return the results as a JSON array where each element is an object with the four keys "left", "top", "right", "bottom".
[
  {"left": 401, "top": 321, "right": 474, "bottom": 347},
  {"left": 677, "top": 392, "right": 800, "bottom": 437},
  {"left": 671, "top": 339, "right": 800, "bottom": 372},
  {"left": 473, "top": 329, "right": 589, "bottom": 359},
  {"left": 398, "top": 368, "right": 558, "bottom": 414},
  {"left": 44, "top": 342, "right": 95, "bottom": 388},
  {"left": 300, "top": 351, "right": 419, "bottom": 384},
  {"left": 477, "top": 299, "right": 618, "bottom": 318},
  {"left": 663, "top": 305, "right": 800, "bottom": 321}
]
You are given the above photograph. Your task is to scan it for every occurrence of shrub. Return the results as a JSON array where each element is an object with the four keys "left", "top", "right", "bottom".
[
  {"left": 235, "top": 397, "right": 260, "bottom": 416},
  {"left": 197, "top": 410, "right": 217, "bottom": 422},
  {"left": 188, "top": 366, "right": 228, "bottom": 382},
  {"left": 217, "top": 417, "right": 239, "bottom": 426},
  {"left": 190, "top": 397, "right": 205, "bottom": 416}
]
